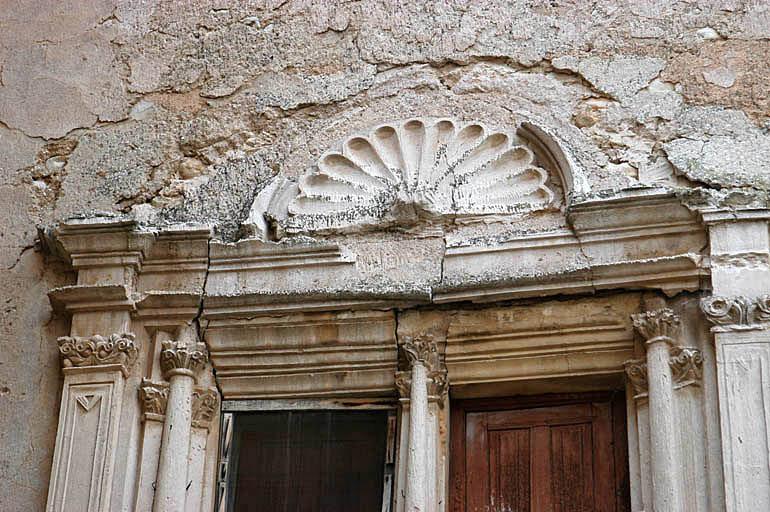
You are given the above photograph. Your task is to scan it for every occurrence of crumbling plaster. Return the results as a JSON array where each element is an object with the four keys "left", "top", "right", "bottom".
[{"left": 1, "top": 1, "right": 769, "bottom": 510}]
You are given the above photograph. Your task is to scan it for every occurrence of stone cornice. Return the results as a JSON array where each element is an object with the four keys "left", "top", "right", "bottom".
[
  {"left": 631, "top": 308, "right": 682, "bottom": 345},
  {"left": 58, "top": 333, "right": 138, "bottom": 377},
  {"left": 160, "top": 341, "right": 208, "bottom": 379},
  {"left": 701, "top": 295, "right": 770, "bottom": 330}
]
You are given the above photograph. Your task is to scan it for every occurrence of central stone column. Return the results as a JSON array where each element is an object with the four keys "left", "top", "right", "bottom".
[
  {"left": 631, "top": 308, "right": 683, "bottom": 512},
  {"left": 153, "top": 331, "right": 208, "bottom": 512},
  {"left": 396, "top": 335, "right": 447, "bottom": 512}
]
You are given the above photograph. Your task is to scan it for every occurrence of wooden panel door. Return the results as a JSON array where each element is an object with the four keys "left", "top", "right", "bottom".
[{"left": 451, "top": 393, "right": 630, "bottom": 512}]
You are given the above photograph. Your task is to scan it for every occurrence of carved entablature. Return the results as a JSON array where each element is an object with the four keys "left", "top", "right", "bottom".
[
  {"left": 624, "top": 359, "right": 648, "bottom": 397},
  {"left": 58, "top": 333, "right": 139, "bottom": 377},
  {"left": 259, "top": 118, "right": 562, "bottom": 236},
  {"left": 670, "top": 347, "right": 703, "bottom": 389},
  {"left": 160, "top": 340, "right": 208, "bottom": 378},
  {"left": 631, "top": 308, "right": 682, "bottom": 345},
  {"left": 700, "top": 295, "right": 770, "bottom": 330}
]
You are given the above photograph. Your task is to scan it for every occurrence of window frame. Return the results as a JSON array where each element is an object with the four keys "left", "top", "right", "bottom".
[{"left": 215, "top": 399, "right": 398, "bottom": 512}]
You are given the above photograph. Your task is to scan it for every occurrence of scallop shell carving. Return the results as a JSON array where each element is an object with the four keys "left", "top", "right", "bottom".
[{"left": 284, "top": 118, "right": 556, "bottom": 233}]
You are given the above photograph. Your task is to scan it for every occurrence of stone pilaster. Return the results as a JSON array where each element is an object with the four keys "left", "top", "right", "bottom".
[
  {"left": 702, "top": 294, "right": 770, "bottom": 512},
  {"left": 153, "top": 338, "right": 208, "bottom": 512},
  {"left": 701, "top": 209, "right": 770, "bottom": 512},
  {"left": 395, "top": 335, "right": 447, "bottom": 512},
  {"left": 46, "top": 333, "right": 139, "bottom": 512}
]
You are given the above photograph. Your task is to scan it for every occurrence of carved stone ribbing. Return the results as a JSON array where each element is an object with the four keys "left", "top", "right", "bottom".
[
  {"left": 191, "top": 389, "right": 219, "bottom": 429},
  {"left": 280, "top": 118, "right": 556, "bottom": 234},
  {"left": 631, "top": 308, "right": 682, "bottom": 344},
  {"left": 669, "top": 347, "right": 703, "bottom": 387},
  {"left": 160, "top": 340, "right": 208, "bottom": 378},
  {"left": 701, "top": 295, "right": 770, "bottom": 327},
  {"left": 624, "top": 359, "right": 648, "bottom": 396},
  {"left": 139, "top": 380, "right": 169, "bottom": 417},
  {"left": 58, "top": 333, "right": 138, "bottom": 374}
]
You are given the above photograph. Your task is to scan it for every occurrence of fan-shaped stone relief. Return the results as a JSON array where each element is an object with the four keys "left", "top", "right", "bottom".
[{"left": 252, "top": 118, "right": 566, "bottom": 236}]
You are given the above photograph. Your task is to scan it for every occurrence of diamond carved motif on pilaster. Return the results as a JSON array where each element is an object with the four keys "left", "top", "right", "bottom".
[
  {"left": 669, "top": 347, "right": 703, "bottom": 388},
  {"left": 160, "top": 340, "right": 208, "bottom": 378},
  {"left": 57, "top": 333, "right": 139, "bottom": 376},
  {"left": 701, "top": 295, "right": 770, "bottom": 329},
  {"left": 631, "top": 308, "right": 682, "bottom": 344}
]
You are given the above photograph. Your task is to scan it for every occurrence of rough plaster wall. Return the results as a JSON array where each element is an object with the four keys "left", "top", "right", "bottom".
[{"left": 1, "top": 1, "right": 769, "bottom": 509}]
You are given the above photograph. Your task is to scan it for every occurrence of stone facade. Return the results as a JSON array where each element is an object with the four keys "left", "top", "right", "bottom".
[{"left": 2, "top": 1, "right": 770, "bottom": 511}]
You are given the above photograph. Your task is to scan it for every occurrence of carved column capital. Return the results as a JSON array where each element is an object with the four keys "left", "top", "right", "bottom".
[
  {"left": 400, "top": 334, "right": 440, "bottom": 371},
  {"left": 191, "top": 389, "right": 219, "bottom": 429},
  {"left": 669, "top": 347, "right": 703, "bottom": 388},
  {"left": 396, "top": 368, "right": 448, "bottom": 402},
  {"left": 631, "top": 308, "right": 681, "bottom": 345},
  {"left": 160, "top": 340, "right": 208, "bottom": 379},
  {"left": 700, "top": 295, "right": 770, "bottom": 329},
  {"left": 57, "top": 333, "right": 139, "bottom": 377},
  {"left": 624, "top": 359, "right": 648, "bottom": 396},
  {"left": 139, "top": 379, "right": 169, "bottom": 421}
]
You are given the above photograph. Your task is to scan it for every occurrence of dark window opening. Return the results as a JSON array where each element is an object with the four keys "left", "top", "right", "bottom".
[{"left": 227, "top": 410, "right": 391, "bottom": 512}]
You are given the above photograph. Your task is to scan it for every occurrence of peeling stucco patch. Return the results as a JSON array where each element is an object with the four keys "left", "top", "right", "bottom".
[{"left": 552, "top": 55, "right": 667, "bottom": 101}]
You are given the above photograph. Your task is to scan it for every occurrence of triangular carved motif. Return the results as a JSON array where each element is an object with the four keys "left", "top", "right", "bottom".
[{"left": 76, "top": 394, "right": 102, "bottom": 412}]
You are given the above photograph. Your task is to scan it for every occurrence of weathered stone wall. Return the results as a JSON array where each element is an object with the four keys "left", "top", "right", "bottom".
[{"left": 1, "top": 1, "right": 769, "bottom": 509}]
